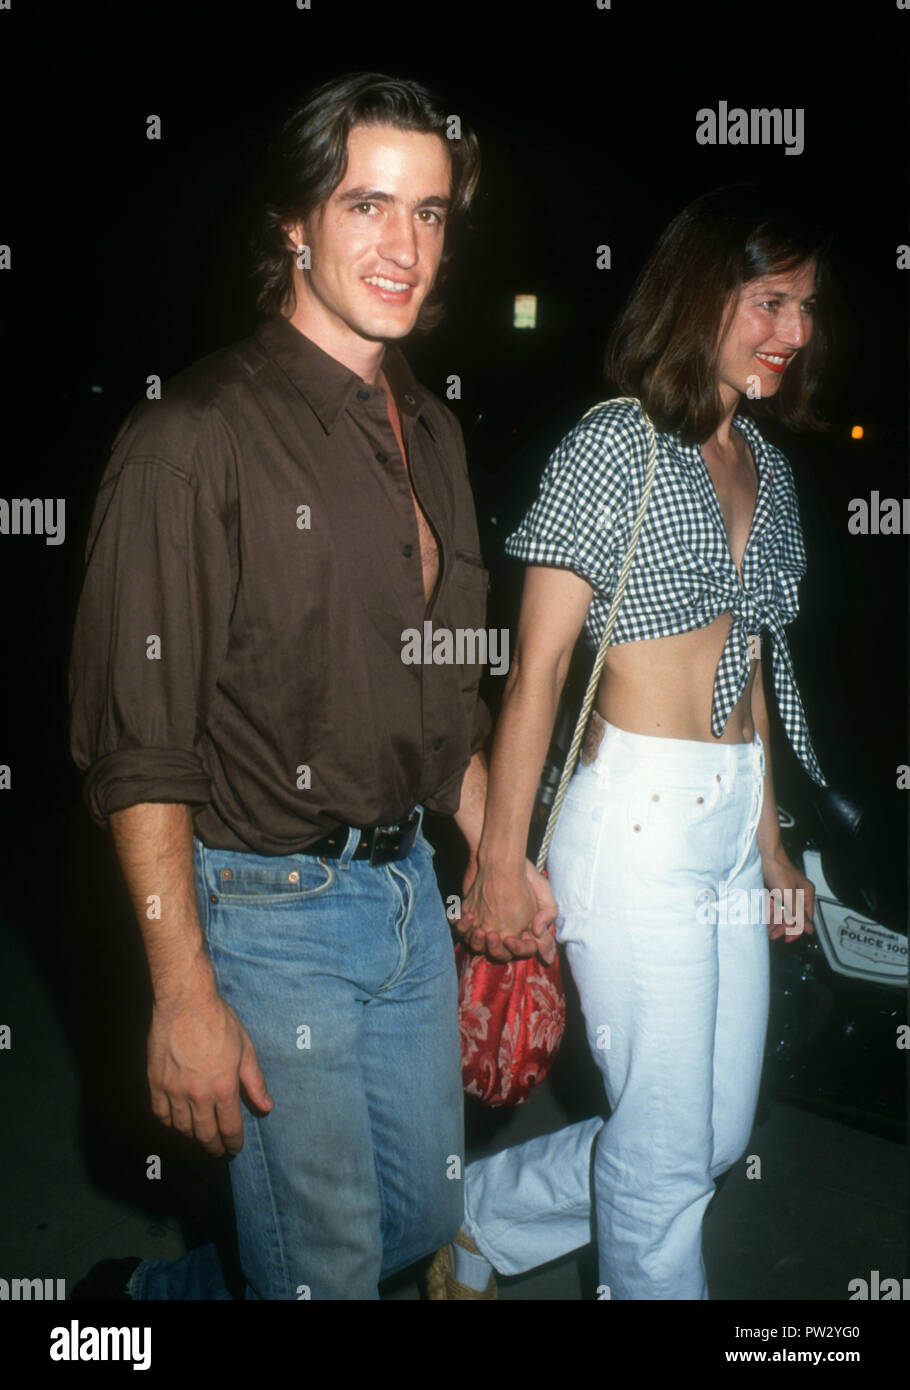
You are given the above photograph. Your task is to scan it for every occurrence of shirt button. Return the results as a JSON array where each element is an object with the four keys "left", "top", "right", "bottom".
[
  {"left": 288, "top": 870, "right": 300, "bottom": 883},
  {"left": 402, "top": 543, "right": 414, "bottom": 558},
  {"left": 356, "top": 387, "right": 370, "bottom": 402},
  {"left": 404, "top": 393, "right": 416, "bottom": 406},
  {"left": 376, "top": 451, "right": 388, "bottom": 464},
  {"left": 221, "top": 868, "right": 232, "bottom": 880},
  {"left": 432, "top": 737, "right": 446, "bottom": 752}
]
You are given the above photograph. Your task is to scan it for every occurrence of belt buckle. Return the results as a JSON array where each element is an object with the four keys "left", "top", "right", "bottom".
[{"left": 369, "top": 811, "right": 419, "bottom": 866}]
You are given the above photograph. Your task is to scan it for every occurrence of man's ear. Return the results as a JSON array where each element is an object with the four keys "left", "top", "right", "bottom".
[{"left": 283, "top": 219, "right": 307, "bottom": 252}]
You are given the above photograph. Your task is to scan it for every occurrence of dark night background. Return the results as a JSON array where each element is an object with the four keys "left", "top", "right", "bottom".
[{"left": 0, "top": 0, "right": 908, "bottom": 1323}]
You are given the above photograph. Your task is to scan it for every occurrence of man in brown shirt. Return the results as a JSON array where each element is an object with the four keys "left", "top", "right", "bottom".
[{"left": 68, "top": 72, "right": 555, "bottom": 1301}]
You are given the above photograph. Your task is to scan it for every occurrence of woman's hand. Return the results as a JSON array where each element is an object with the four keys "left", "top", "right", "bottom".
[
  {"left": 761, "top": 846, "right": 815, "bottom": 941},
  {"left": 457, "top": 859, "right": 558, "bottom": 964}
]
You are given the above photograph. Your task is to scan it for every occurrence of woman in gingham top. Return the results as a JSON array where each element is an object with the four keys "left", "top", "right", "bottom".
[{"left": 446, "top": 185, "right": 830, "bottom": 1301}]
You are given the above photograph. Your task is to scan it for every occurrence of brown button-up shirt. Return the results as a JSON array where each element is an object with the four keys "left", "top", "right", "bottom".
[{"left": 69, "top": 314, "right": 492, "bottom": 854}]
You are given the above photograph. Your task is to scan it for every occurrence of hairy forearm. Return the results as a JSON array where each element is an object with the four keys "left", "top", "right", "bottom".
[
  {"left": 453, "top": 749, "right": 488, "bottom": 858},
  {"left": 109, "top": 802, "right": 217, "bottom": 1005},
  {"left": 476, "top": 653, "right": 565, "bottom": 874}
]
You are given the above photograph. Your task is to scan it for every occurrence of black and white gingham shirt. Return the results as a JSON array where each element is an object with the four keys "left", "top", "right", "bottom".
[{"left": 505, "top": 397, "right": 826, "bottom": 786}]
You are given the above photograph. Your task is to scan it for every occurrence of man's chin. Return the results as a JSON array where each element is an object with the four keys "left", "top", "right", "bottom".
[{"left": 358, "top": 314, "right": 419, "bottom": 344}]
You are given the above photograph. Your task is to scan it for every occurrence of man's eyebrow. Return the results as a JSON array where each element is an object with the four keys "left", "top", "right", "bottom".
[{"left": 337, "top": 187, "right": 452, "bottom": 209}]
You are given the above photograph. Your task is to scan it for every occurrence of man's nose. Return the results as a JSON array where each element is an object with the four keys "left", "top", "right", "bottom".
[{"left": 378, "top": 211, "right": 418, "bottom": 268}]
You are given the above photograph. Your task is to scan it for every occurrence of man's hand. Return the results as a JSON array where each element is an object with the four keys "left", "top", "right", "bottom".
[
  {"left": 148, "top": 983, "right": 274, "bottom": 1158},
  {"left": 108, "top": 803, "right": 274, "bottom": 1157},
  {"left": 761, "top": 846, "right": 815, "bottom": 942},
  {"left": 457, "top": 858, "right": 558, "bottom": 964}
]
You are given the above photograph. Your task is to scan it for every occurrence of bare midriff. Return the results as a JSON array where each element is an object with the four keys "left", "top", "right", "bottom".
[{"left": 594, "top": 614, "right": 757, "bottom": 745}]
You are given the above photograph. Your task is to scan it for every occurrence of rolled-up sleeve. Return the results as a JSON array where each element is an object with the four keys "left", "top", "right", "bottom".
[
  {"left": 69, "top": 441, "right": 234, "bottom": 827},
  {"left": 504, "top": 406, "right": 636, "bottom": 596}
]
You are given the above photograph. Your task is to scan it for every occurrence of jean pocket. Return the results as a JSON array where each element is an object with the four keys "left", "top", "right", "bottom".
[
  {"left": 638, "top": 779, "right": 723, "bottom": 829},
  {"left": 547, "top": 795, "right": 608, "bottom": 917},
  {"left": 626, "top": 776, "right": 728, "bottom": 874},
  {"left": 208, "top": 855, "right": 336, "bottom": 905}
]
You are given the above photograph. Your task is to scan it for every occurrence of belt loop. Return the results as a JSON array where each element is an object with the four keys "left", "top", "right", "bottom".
[{"left": 337, "top": 824, "right": 362, "bottom": 870}]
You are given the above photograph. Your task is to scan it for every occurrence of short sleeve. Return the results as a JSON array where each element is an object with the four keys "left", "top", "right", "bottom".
[
  {"left": 68, "top": 432, "right": 235, "bottom": 827},
  {"left": 504, "top": 400, "right": 647, "bottom": 596}
]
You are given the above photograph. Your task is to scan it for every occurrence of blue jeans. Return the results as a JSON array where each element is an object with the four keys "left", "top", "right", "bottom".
[
  {"left": 129, "top": 811, "right": 464, "bottom": 1300},
  {"left": 464, "top": 720, "right": 769, "bottom": 1299}
]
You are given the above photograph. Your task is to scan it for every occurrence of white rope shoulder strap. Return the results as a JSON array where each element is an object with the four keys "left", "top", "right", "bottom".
[{"left": 535, "top": 396, "right": 660, "bottom": 872}]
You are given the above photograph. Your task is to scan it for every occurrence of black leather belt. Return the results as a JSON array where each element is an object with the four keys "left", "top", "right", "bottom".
[{"left": 303, "top": 809, "right": 421, "bottom": 866}]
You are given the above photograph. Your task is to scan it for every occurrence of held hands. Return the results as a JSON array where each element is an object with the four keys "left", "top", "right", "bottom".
[
  {"left": 761, "top": 846, "right": 815, "bottom": 942},
  {"left": 456, "top": 857, "right": 558, "bottom": 964}
]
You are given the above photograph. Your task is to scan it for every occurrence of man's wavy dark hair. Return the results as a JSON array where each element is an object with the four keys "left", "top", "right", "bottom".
[
  {"left": 251, "top": 72, "right": 480, "bottom": 333},
  {"left": 604, "top": 183, "right": 836, "bottom": 443}
]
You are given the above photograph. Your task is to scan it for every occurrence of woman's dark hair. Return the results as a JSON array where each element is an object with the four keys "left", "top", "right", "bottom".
[
  {"left": 251, "top": 72, "right": 480, "bottom": 332},
  {"left": 604, "top": 183, "right": 835, "bottom": 442}
]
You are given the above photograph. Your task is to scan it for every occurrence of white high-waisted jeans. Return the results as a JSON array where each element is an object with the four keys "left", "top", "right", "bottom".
[{"left": 463, "top": 717, "right": 769, "bottom": 1299}]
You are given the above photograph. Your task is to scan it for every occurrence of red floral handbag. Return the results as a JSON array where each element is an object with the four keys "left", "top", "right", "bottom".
[
  {"left": 456, "top": 398, "right": 659, "bottom": 1106},
  {"left": 455, "top": 931, "right": 566, "bottom": 1107}
]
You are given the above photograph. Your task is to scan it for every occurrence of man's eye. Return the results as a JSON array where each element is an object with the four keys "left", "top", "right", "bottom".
[
  {"left": 417, "top": 209, "right": 442, "bottom": 225},
  {"left": 801, "top": 301, "right": 817, "bottom": 314},
  {"left": 354, "top": 202, "right": 376, "bottom": 215},
  {"left": 760, "top": 300, "right": 780, "bottom": 312}
]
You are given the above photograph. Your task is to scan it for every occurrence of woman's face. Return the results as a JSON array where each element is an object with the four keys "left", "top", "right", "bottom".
[{"left": 715, "top": 259, "right": 817, "bottom": 408}]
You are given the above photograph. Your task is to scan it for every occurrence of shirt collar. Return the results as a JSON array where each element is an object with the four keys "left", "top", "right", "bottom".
[
  {"left": 670, "top": 410, "right": 771, "bottom": 481},
  {"left": 730, "top": 410, "right": 773, "bottom": 480},
  {"left": 254, "top": 314, "right": 435, "bottom": 437}
]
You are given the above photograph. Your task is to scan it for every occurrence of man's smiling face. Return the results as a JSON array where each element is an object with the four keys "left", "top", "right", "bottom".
[{"left": 285, "top": 123, "right": 453, "bottom": 352}]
